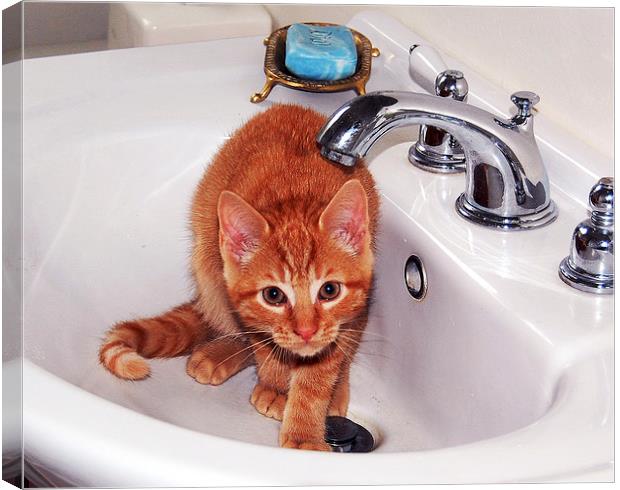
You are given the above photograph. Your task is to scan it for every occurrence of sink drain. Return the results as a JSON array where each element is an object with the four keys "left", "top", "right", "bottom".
[{"left": 325, "top": 416, "right": 375, "bottom": 452}]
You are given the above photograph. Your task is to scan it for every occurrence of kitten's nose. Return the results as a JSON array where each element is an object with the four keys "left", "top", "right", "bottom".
[{"left": 294, "top": 324, "right": 318, "bottom": 342}]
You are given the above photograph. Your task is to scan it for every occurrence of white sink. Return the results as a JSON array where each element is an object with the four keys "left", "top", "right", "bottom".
[{"left": 15, "top": 11, "right": 612, "bottom": 485}]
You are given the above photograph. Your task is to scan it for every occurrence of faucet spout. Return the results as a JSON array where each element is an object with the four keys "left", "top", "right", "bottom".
[{"left": 317, "top": 91, "right": 558, "bottom": 230}]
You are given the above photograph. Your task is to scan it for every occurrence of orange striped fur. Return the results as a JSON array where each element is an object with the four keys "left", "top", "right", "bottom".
[
  {"left": 100, "top": 105, "right": 379, "bottom": 450},
  {"left": 99, "top": 301, "right": 207, "bottom": 380}
]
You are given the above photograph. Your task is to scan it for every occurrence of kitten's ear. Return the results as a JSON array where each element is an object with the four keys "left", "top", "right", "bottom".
[
  {"left": 218, "top": 191, "right": 269, "bottom": 264},
  {"left": 319, "top": 179, "right": 369, "bottom": 255}
]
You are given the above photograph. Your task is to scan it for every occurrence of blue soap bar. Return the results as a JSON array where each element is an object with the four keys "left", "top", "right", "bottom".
[{"left": 285, "top": 23, "right": 358, "bottom": 81}]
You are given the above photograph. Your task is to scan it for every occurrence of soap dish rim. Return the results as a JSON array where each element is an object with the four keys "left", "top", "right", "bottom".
[{"left": 250, "top": 22, "right": 380, "bottom": 103}]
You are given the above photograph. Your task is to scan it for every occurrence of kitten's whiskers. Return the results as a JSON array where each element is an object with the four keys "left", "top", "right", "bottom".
[
  {"left": 209, "top": 330, "right": 272, "bottom": 343},
  {"left": 211, "top": 337, "right": 272, "bottom": 372},
  {"left": 256, "top": 343, "right": 278, "bottom": 380}
]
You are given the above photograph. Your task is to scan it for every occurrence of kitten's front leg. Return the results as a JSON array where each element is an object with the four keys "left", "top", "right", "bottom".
[
  {"left": 328, "top": 319, "right": 364, "bottom": 416},
  {"left": 279, "top": 348, "right": 344, "bottom": 451},
  {"left": 328, "top": 361, "right": 350, "bottom": 417},
  {"left": 250, "top": 341, "right": 290, "bottom": 421}
]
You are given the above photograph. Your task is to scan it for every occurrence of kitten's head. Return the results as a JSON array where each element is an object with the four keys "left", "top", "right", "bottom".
[{"left": 217, "top": 180, "right": 374, "bottom": 358}]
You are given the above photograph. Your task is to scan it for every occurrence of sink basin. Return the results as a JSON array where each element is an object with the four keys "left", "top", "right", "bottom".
[{"left": 14, "top": 10, "right": 612, "bottom": 486}]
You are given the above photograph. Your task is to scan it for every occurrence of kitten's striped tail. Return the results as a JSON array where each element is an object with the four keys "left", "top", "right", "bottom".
[{"left": 99, "top": 300, "right": 207, "bottom": 380}]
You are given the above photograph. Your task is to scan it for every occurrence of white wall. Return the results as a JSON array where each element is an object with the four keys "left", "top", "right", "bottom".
[
  {"left": 23, "top": 2, "right": 110, "bottom": 46},
  {"left": 9, "top": 3, "right": 613, "bottom": 159},
  {"left": 266, "top": 5, "right": 614, "bottom": 160}
]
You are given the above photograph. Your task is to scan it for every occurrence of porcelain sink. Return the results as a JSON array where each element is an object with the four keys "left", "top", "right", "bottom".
[{"left": 14, "top": 11, "right": 612, "bottom": 486}]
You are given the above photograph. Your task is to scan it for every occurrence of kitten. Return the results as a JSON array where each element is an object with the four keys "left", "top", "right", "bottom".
[{"left": 99, "top": 104, "right": 379, "bottom": 451}]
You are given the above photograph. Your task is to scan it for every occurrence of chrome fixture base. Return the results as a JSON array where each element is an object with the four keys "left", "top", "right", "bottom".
[
  {"left": 406, "top": 60, "right": 468, "bottom": 174},
  {"left": 455, "top": 194, "right": 558, "bottom": 230},
  {"left": 558, "top": 177, "right": 613, "bottom": 294},
  {"left": 408, "top": 142, "right": 465, "bottom": 174},
  {"left": 558, "top": 257, "right": 613, "bottom": 294}
]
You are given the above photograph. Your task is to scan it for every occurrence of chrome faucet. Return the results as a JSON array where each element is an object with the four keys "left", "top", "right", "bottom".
[
  {"left": 559, "top": 177, "right": 614, "bottom": 294},
  {"left": 409, "top": 70, "right": 469, "bottom": 174},
  {"left": 408, "top": 45, "right": 468, "bottom": 173},
  {"left": 316, "top": 90, "right": 558, "bottom": 230}
]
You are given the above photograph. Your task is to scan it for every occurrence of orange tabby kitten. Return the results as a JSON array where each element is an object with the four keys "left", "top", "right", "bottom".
[{"left": 99, "top": 104, "right": 379, "bottom": 451}]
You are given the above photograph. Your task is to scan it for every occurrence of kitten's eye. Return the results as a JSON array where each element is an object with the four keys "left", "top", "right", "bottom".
[
  {"left": 262, "top": 287, "right": 287, "bottom": 305},
  {"left": 318, "top": 282, "right": 341, "bottom": 301}
]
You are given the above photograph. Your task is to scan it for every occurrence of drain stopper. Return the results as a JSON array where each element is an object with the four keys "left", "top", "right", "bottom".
[{"left": 325, "top": 416, "right": 374, "bottom": 453}]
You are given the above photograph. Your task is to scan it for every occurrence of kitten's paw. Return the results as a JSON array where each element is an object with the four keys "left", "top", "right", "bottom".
[
  {"left": 279, "top": 433, "right": 331, "bottom": 452},
  {"left": 186, "top": 350, "right": 235, "bottom": 386},
  {"left": 250, "top": 383, "right": 287, "bottom": 421}
]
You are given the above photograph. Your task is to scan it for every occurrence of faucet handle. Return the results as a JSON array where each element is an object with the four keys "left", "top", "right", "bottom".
[
  {"left": 510, "top": 91, "right": 540, "bottom": 118},
  {"left": 589, "top": 177, "right": 614, "bottom": 222},
  {"left": 435, "top": 70, "right": 468, "bottom": 101},
  {"left": 558, "top": 176, "right": 614, "bottom": 293},
  {"left": 409, "top": 44, "right": 448, "bottom": 94}
]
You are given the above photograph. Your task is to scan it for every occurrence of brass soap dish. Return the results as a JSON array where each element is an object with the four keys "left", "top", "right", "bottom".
[{"left": 251, "top": 23, "right": 380, "bottom": 103}]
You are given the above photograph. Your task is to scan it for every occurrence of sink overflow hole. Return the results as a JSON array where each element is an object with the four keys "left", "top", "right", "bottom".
[{"left": 404, "top": 254, "right": 427, "bottom": 301}]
